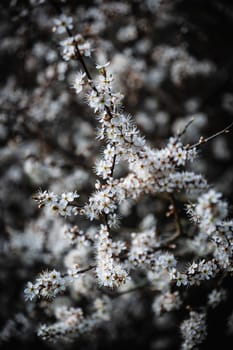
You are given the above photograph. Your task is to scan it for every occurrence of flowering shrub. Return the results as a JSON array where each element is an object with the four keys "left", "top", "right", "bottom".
[{"left": 1, "top": 1, "right": 233, "bottom": 349}]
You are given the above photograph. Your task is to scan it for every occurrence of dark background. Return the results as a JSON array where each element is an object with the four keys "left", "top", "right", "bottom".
[{"left": 1, "top": 0, "right": 233, "bottom": 349}]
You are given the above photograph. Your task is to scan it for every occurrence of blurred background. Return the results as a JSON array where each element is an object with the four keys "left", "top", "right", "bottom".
[{"left": 0, "top": 0, "right": 233, "bottom": 349}]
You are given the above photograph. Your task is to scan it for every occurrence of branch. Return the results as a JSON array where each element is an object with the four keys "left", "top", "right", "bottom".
[
  {"left": 62, "top": 265, "right": 96, "bottom": 278},
  {"left": 51, "top": 0, "right": 113, "bottom": 118},
  {"left": 189, "top": 122, "right": 233, "bottom": 150},
  {"left": 176, "top": 118, "right": 194, "bottom": 138},
  {"left": 76, "top": 265, "right": 96, "bottom": 274},
  {"left": 51, "top": 0, "right": 117, "bottom": 181},
  {"left": 110, "top": 151, "right": 117, "bottom": 178}
]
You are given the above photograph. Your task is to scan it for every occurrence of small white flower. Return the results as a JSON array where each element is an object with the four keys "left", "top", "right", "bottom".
[
  {"left": 176, "top": 272, "right": 188, "bottom": 287},
  {"left": 54, "top": 15, "right": 73, "bottom": 34},
  {"left": 61, "top": 191, "right": 79, "bottom": 203},
  {"left": 96, "top": 62, "right": 110, "bottom": 69},
  {"left": 24, "top": 281, "right": 39, "bottom": 301},
  {"left": 207, "top": 288, "right": 227, "bottom": 308},
  {"left": 71, "top": 72, "right": 86, "bottom": 94}
]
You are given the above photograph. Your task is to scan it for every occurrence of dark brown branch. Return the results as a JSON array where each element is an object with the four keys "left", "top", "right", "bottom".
[
  {"left": 177, "top": 118, "right": 194, "bottom": 138},
  {"left": 51, "top": 0, "right": 113, "bottom": 118},
  {"left": 110, "top": 152, "right": 117, "bottom": 178},
  {"left": 189, "top": 122, "right": 233, "bottom": 150},
  {"left": 62, "top": 265, "right": 96, "bottom": 278},
  {"left": 51, "top": 1, "right": 118, "bottom": 188},
  {"left": 76, "top": 265, "right": 96, "bottom": 274},
  {"left": 104, "top": 213, "right": 110, "bottom": 231}
]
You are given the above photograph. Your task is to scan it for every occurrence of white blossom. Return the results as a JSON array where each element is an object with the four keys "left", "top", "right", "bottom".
[
  {"left": 53, "top": 15, "right": 73, "bottom": 34},
  {"left": 180, "top": 311, "right": 207, "bottom": 350}
]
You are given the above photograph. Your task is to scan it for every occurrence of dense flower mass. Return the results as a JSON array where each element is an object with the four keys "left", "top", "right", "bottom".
[
  {"left": 180, "top": 311, "right": 207, "bottom": 350},
  {"left": 24, "top": 270, "right": 66, "bottom": 301},
  {"left": 96, "top": 225, "right": 129, "bottom": 288},
  {"left": 1, "top": 1, "right": 233, "bottom": 350}
]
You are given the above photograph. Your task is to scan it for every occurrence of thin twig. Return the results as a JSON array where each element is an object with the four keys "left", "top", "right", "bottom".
[
  {"left": 76, "top": 265, "right": 96, "bottom": 274},
  {"left": 110, "top": 152, "right": 117, "bottom": 177},
  {"left": 189, "top": 122, "right": 233, "bottom": 150},
  {"left": 104, "top": 213, "right": 110, "bottom": 231},
  {"left": 62, "top": 265, "right": 96, "bottom": 278},
  {"left": 176, "top": 118, "right": 194, "bottom": 138}
]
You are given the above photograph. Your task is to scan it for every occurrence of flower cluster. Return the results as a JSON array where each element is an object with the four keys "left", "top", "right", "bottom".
[
  {"left": 152, "top": 291, "right": 182, "bottom": 316},
  {"left": 207, "top": 288, "right": 227, "bottom": 308},
  {"left": 38, "top": 306, "right": 88, "bottom": 342},
  {"left": 96, "top": 225, "right": 129, "bottom": 288},
  {"left": 24, "top": 264, "right": 88, "bottom": 301},
  {"left": 19, "top": 15, "right": 233, "bottom": 348},
  {"left": 187, "top": 190, "right": 233, "bottom": 270},
  {"left": 33, "top": 190, "right": 79, "bottom": 216},
  {"left": 152, "top": 45, "right": 215, "bottom": 86},
  {"left": 128, "top": 229, "right": 177, "bottom": 276},
  {"left": 188, "top": 189, "right": 228, "bottom": 229},
  {"left": 48, "top": 57, "right": 209, "bottom": 241},
  {"left": 83, "top": 183, "right": 119, "bottom": 223},
  {"left": 180, "top": 311, "right": 207, "bottom": 350},
  {"left": 38, "top": 296, "right": 111, "bottom": 342},
  {"left": 64, "top": 225, "right": 92, "bottom": 246},
  {"left": 24, "top": 270, "right": 66, "bottom": 301},
  {"left": 60, "top": 34, "right": 92, "bottom": 61},
  {"left": 213, "top": 221, "right": 233, "bottom": 269},
  {"left": 128, "top": 228, "right": 160, "bottom": 268},
  {"left": 171, "top": 259, "right": 219, "bottom": 287}
]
